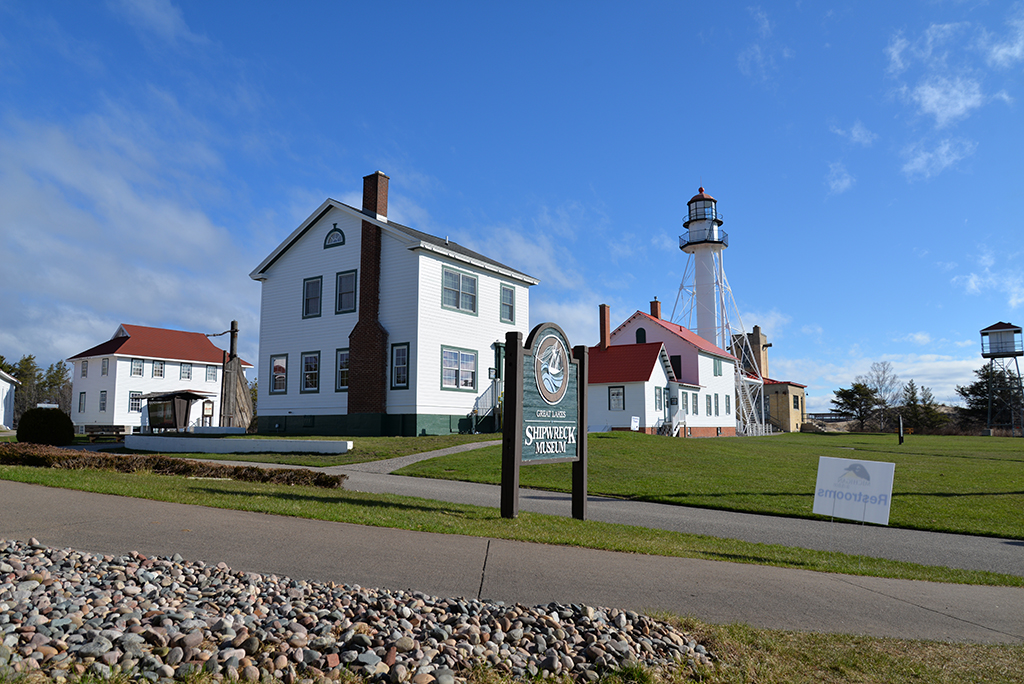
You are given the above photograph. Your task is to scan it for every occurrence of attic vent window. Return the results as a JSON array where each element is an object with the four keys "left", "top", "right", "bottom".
[{"left": 324, "top": 224, "right": 345, "bottom": 249}]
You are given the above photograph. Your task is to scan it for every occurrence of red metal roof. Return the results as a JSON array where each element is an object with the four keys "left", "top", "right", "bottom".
[
  {"left": 688, "top": 186, "right": 716, "bottom": 204},
  {"left": 69, "top": 324, "right": 252, "bottom": 367},
  {"left": 588, "top": 342, "right": 670, "bottom": 384},
  {"left": 764, "top": 377, "right": 807, "bottom": 388},
  {"left": 613, "top": 312, "right": 737, "bottom": 361}
]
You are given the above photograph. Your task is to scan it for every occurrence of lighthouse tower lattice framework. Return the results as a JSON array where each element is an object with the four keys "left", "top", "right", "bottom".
[{"left": 671, "top": 187, "right": 768, "bottom": 436}]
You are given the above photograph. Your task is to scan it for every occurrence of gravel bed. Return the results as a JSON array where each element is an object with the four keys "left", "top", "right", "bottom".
[{"left": 1, "top": 537, "right": 714, "bottom": 683}]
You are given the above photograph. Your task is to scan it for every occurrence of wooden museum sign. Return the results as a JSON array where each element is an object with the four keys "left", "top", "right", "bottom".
[{"left": 501, "top": 322, "right": 588, "bottom": 520}]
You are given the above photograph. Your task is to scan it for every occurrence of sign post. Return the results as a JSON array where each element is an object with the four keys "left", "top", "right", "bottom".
[{"left": 501, "top": 322, "right": 588, "bottom": 520}]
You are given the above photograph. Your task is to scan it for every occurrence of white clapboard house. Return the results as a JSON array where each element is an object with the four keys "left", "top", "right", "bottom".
[
  {"left": 69, "top": 324, "right": 252, "bottom": 432},
  {"left": 0, "top": 369, "right": 17, "bottom": 430},
  {"left": 590, "top": 301, "right": 738, "bottom": 437},
  {"left": 249, "top": 171, "right": 538, "bottom": 436}
]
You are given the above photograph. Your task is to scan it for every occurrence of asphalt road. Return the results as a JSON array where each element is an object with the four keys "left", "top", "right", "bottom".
[{"left": 1, "top": 441, "right": 1022, "bottom": 644}]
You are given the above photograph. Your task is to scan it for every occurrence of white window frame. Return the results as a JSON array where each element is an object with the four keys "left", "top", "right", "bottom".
[
  {"left": 153, "top": 360, "right": 164, "bottom": 378},
  {"left": 301, "top": 351, "right": 320, "bottom": 393},
  {"left": 500, "top": 284, "right": 515, "bottom": 323},
  {"left": 101, "top": 358, "right": 108, "bottom": 376},
  {"left": 78, "top": 392, "right": 86, "bottom": 413},
  {"left": 99, "top": 390, "right": 107, "bottom": 413},
  {"left": 335, "top": 349, "right": 349, "bottom": 392},
  {"left": 206, "top": 365, "right": 217, "bottom": 383},
  {"left": 442, "top": 268, "right": 478, "bottom": 315},
  {"left": 391, "top": 343, "right": 409, "bottom": 390},
  {"left": 81, "top": 360, "right": 88, "bottom": 378},
  {"left": 180, "top": 363, "right": 192, "bottom": 381},
  {"left": 128, "top": 391, "right": 142, "bottom": 413},
  {"left": 270, "top": 354, "right": 288, "bottom": 394},
  {"left": 441, "top": 346, "right": 477, "bottom": 391},
  {"left": 131, "top": 358, "right": 144, "bottom": 377},
  {"left": 609, "top": 386, "right": 625, "bottom": 411}
]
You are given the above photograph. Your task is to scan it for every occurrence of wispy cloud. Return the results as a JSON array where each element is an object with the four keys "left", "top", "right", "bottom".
[
  {"left": 737, "top": 6, "right": 791, "bottom": 86},
  {"left": 111, "top": 0, "right": 208, "bottom": 47},
  {"left": 911, "top": 75, "right": 984, "bottom": 128},
  {"left": 901, "top": 138, "right": 977, "bottom": 179},
  {"left": 898, "top": 332, "right": 933, "bottom": 345},
  {"left": 830, "top": 120, "right": 877, "bottom": 146},
  {"left": 826, "top": 161, "right": 854, "bottom": 194},
  {"left": 982, "top": 7, "right": 1024, "bottom": 68}
]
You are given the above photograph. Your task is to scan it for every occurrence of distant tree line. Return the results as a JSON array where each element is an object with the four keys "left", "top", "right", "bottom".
[
  {"left": 830, "top": 360, "right": 1023, "bottom": 435},
  {"left": 0, "top": 354, "right": 73, "bottom": 427}
]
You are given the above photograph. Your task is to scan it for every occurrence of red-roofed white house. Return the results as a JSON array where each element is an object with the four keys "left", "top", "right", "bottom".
[
  {"left": 68, "top": 324, "right": 253, "bottom": 431},
  {"left": 593, "top": 301, "right": 738, "bottom": 437}
]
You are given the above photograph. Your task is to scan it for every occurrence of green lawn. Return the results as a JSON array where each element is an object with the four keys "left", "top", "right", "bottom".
[
  {"left": 1, "top": 464, "right": 1020, "bottom": 587},
  {"left": 396, "top": 432, "right": 1024, "bottom": 539}
]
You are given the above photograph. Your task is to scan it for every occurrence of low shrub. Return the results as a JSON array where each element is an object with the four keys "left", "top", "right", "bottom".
[
  {"left": 0, "top": 443, "right": 346, "bottom": 488},
  {"left": 16, "top": 408, "right": 75, "bottom": 446}
]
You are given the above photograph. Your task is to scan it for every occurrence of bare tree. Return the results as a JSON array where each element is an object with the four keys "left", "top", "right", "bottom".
[{"left": 857, "top": 361, "right": 900, "bottom": 430}]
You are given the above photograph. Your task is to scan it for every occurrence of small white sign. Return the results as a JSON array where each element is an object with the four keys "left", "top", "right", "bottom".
[
  {"left": 630, "top": 416, "right": 640, "bottom": 431},
  {"left": 813, "top": 456, "right": 895, "bottom": 525}
]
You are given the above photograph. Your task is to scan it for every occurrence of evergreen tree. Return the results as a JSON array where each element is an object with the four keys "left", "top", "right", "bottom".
[
  {"left": 918, "top": 385, "right": 948, "bottom": 431},
  {"left": 900, "top": 379, "right": 921, "bottom": 429},
  {"left": 832, "top": 382, "right": 879, "bottom": 432},
  {"left": 11, "top": 355, "right": 42, "bottom": 426},
  {"left": 955, "top": 364, "right": 1024, "bottom": 430},
  {"left": 40, "top": 361, "right": 73, "bottom": 413}
]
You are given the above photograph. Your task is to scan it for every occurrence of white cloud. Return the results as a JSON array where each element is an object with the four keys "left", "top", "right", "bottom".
[
  {"left": 830, "top": 120, "right": 877, "bottom": 146},
  {"left": 0, "top": 114, "right": 263, "bottom": 368},
  {"left": 912, "top": 75, "right": 984, "bottom": 128},
  {"left": 826, "top": 161, "right": 854, "bottom": 194},
  {"left": 953, "top": 266, "right": 1024, "bottom": 308},
  {"left": 983, "top": 8, "right": 1024, "bottom": 68},
  {"left": 738, "top": 309, "right": 792, "bottom": 342},
  {"left": 111, "top": 0, "right": 208, "bottom": 47},
  {"left": 898, "top": 332, "right": 933, "bottom": 345},
  {"left": 750, "top": 6, "right": 772, "bottom": 39},
  {"left": 901, "top": 138, "right": 977, "bottom": 179},
  {"left": 886, "top": 33, "right": 910, "bottom": 75}
]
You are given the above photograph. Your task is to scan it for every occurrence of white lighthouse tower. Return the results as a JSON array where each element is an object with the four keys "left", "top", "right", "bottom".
[{"left": 673, "top": 187, "right": 768, "bottom": 436}]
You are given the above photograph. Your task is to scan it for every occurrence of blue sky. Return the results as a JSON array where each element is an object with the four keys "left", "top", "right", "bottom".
[{"left": 2, "top": 0, "right": 1023, "bottom": 412}]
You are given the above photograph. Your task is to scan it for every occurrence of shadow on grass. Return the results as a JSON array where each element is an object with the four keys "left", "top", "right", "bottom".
[{"left": 193, "top": 486, "right": 496, "bottom": 520}]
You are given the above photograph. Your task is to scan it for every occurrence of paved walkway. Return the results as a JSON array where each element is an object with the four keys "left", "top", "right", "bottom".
[{"left": 1, "top": 440, "right": 1022, "bottom": 644}]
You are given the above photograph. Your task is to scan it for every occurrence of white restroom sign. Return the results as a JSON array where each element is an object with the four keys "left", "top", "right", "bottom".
[{"left": 813, "top": 456, "right": 895, "bottom": 525}]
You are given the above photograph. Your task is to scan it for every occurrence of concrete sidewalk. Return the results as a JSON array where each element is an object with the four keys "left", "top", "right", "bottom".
[
  {"left": 187, "top": 443, "right": 1024, "bottom": 578},
  {"left": 0, "top": 479, "right": 1021, "bottom": 644}
]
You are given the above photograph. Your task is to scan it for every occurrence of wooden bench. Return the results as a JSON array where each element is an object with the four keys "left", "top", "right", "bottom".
[{"left": 84, "top": 425, "right": 131, "bottom": 442}]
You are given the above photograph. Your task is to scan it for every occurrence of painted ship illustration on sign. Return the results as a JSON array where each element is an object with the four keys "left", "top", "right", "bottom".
[{"left": 541, "top": 343, "right": 564, "bottom": 395}]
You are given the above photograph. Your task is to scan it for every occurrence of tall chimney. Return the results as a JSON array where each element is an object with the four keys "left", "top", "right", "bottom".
[
  {"left": 599, "top": 304, "right": 611, "bottom": 350},
  {"left": 650, "top": 298, "right": 661, "bottom": 320},
  {"left": 362, "top": 171, "right": 389, "bottom": 219},
  {"left": 349, "top": 171, "right": 391, "bottom": 420}
]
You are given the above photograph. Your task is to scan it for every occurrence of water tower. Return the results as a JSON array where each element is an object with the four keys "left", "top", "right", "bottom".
[
  {"left": 672, "top": 187, "right": 767, "bottom": 436},
  {"left": 979, "top": 322, "right": 1024, "bottom": 436}
]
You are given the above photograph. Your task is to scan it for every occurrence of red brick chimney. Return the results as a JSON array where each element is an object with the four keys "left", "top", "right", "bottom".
[
  {"left": 349, "top": 172, "right": 391, "bottom": 418},
  {"left": 650, "top": 298, "right": 661, "bottom": 320},
  {"left": 599, "top": 304, "right": 611, "bottom": 350}
]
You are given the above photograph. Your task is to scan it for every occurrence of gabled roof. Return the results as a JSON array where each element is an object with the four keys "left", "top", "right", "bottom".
[
  {"left": 249, "top": 199, "right": 539, "bottom": 285},
  {"left": 981, "top": 321, "right": 1021, "bottom": 333},
  {"left": 68, "top": 324, "right": 253, "bottom": 367},
  {"left": 588, "top": 342, "right": 675, "bottom": 384},
  {"left": 612, "top": 311, "right": 737, "bottom": 361}
]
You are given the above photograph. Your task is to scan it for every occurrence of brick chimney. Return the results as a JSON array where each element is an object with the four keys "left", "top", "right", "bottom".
[
  {"left": 650, "top": 298, "right": 661, "bottom": 320},
  {"left": 599, "top": 304, "right": 611, "bottom": 350},
  {"left": 349, "top": 172, "right": 391, "bottom": 418},
  {"left": 362, "top": 171, "right": 388, "bottom": 219}
]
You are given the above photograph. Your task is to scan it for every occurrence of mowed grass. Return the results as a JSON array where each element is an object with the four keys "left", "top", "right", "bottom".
[
  {"left": 1, "top": 464, "right": 1021, "bottom": 587},
  {"left": 397, "top": 432, "right": 1024, "bottom": 539},
  {"left": 107, "top": 432, "right": 500, "bottom": 467}
]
